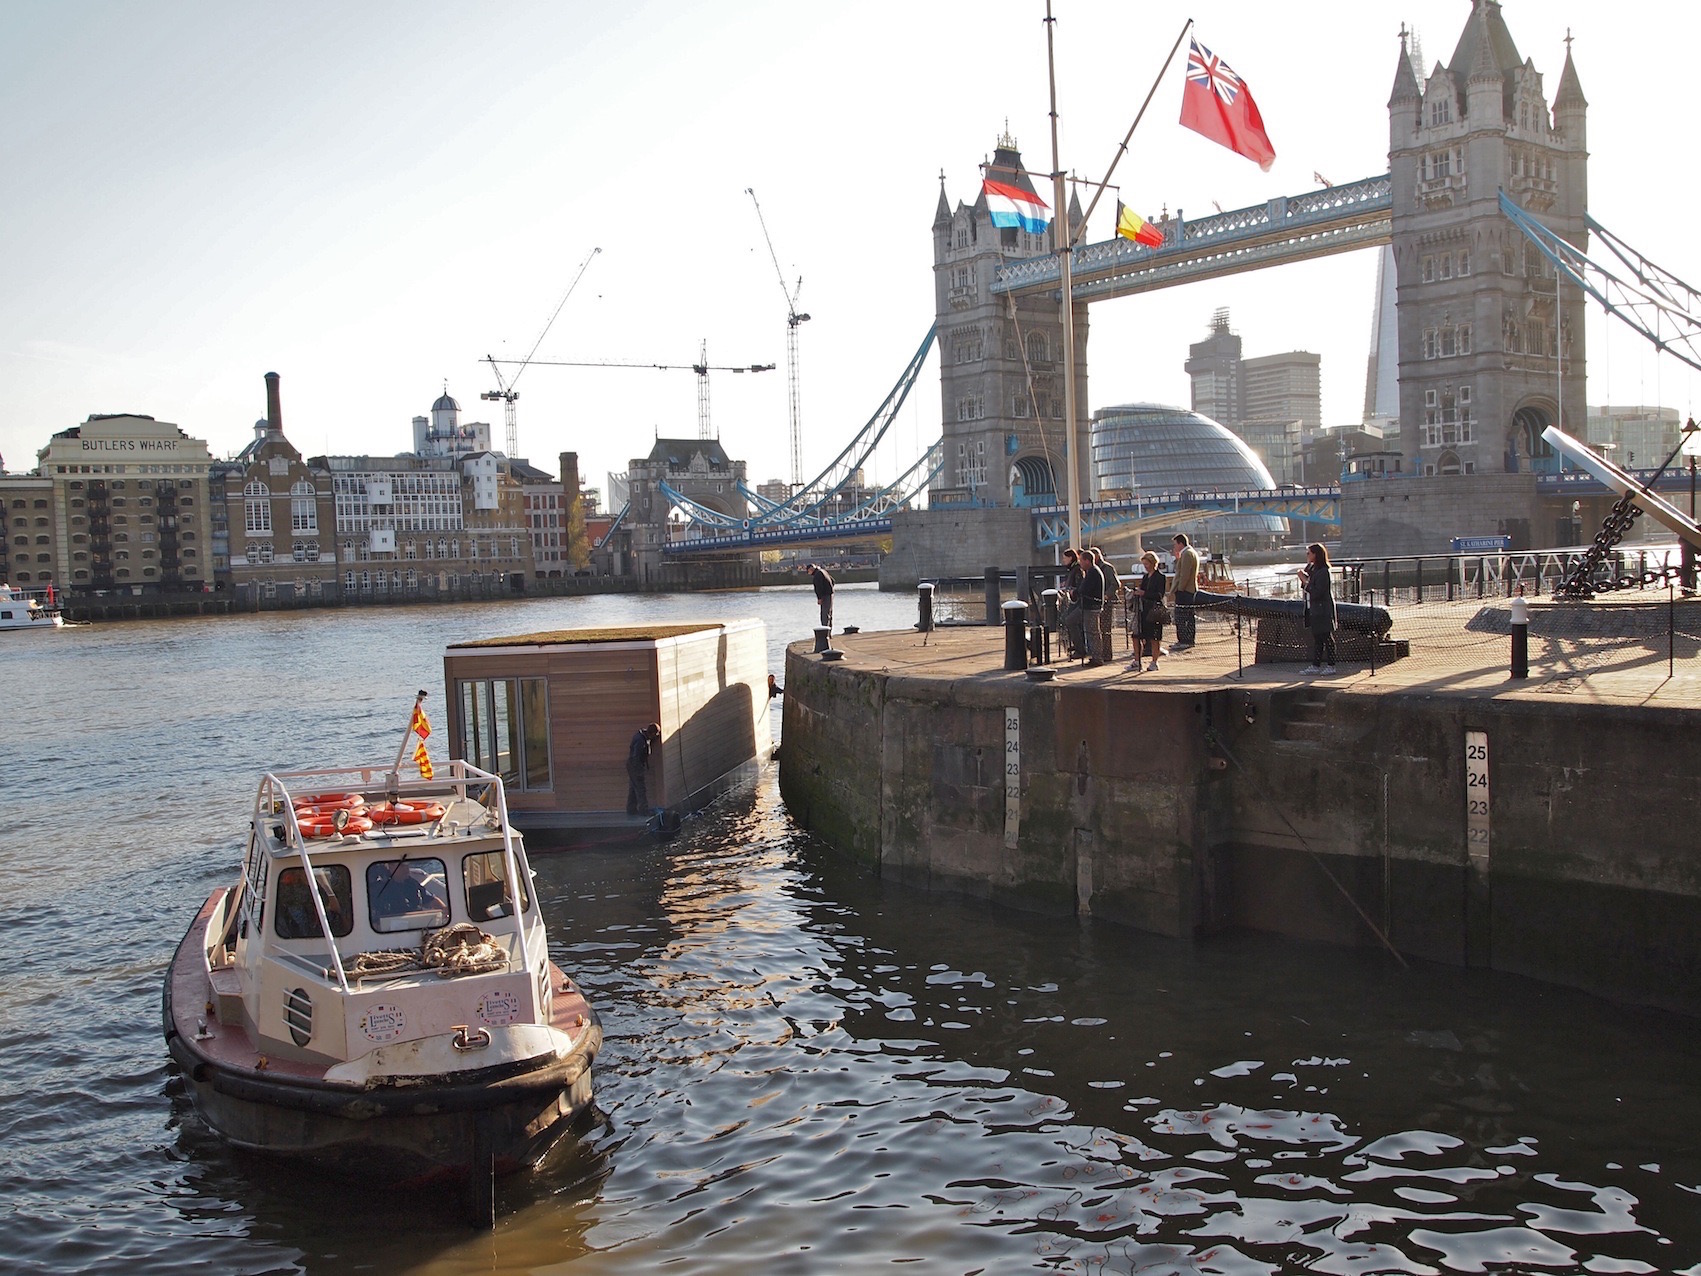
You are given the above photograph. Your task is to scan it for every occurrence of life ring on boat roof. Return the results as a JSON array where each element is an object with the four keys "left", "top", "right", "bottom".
[
  {"left": 366, "top": 800, "right": 447, "bottom": 826},
  {"left": 293, "top": 793, "right": 367, "bottom": 817},
  {"left": 298, "top": 813, "right": 374, "bottom": 838}
]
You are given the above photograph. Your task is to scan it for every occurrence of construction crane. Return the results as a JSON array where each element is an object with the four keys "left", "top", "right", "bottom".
[
  {"left": 490, "top": 344, "right": 775, "bottom": 440},
  {"left": 482, "top": 246, "right": 601, "bottom": 456},
  {"left": 746, "top": 187, "right": 810, "bottom": 487}
]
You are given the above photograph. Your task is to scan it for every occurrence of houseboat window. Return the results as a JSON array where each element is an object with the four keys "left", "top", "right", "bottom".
[
  {"left": 463, "top": 849, "right": 532, "bottom": 921},
  {"left": 275, "top": 865, "right": 353, "bottom": 939},
  {"left": 367, "top": 858, "right": 450, "bottom": 933},
  {"left": 457, "top": 677, "right": 551, "bottom": 790}
]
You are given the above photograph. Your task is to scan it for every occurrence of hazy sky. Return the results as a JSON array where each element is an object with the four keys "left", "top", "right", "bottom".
[{"left": 4, "top": 1, "right": 1697, "bottom": 499}]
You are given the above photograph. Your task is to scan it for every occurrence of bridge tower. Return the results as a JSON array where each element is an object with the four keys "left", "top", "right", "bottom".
[
  {"left": 1389, "top": 0, "right": 1588, "bottom": 480},
  {"left": 933, "top": 136, "right": 1091, "bottom": 509}
]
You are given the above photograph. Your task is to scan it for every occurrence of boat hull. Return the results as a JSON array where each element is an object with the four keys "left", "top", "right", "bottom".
[{"left": 162, "top": 901, "right": 601, "bottom": 1186}]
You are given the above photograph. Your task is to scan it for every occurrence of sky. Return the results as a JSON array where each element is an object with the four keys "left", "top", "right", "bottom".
[{"left": 4, "top": 0, "right": 1699, "bottom": 503}]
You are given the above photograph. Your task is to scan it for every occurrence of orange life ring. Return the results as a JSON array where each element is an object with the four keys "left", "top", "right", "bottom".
[
  {"left": 299, "top": 813, "right": 373, "bottom": 839},
  {"left": 367, "top": 800, "right": 446, "bottom": 826},
  {"left": 295, "top": 792, "right": 366, "bottom": 812}
]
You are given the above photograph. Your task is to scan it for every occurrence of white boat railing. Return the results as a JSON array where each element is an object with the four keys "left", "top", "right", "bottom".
[{"left": 253, "top": 759, "right": 531, "bottom": 997}]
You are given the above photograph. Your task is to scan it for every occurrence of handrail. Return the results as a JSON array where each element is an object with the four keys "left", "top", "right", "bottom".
[{"left": 255, "top": 759, "right": 533, "bottom": 994}]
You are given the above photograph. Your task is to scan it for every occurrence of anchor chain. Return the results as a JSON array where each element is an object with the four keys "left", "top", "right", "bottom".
[{"left": 1554, "top": 493, "right": 1681, "bottom": 598}]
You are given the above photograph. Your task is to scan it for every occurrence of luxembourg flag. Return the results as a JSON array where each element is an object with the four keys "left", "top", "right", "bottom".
[{"left": 982, "top": 176, "right": 1050, "bottom": 234}]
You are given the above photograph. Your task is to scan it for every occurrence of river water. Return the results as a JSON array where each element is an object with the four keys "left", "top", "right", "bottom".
[{"left": 5, "top": 584, "right": 1700, "bottom": 1275}]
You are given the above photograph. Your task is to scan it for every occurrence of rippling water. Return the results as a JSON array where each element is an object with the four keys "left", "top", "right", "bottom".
[{"left": 5, "top": 586, "right": 1700, "bottom": 1274}]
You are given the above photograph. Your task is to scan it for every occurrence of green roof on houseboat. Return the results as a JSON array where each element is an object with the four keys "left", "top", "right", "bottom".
[{"left": 447, "top": 623, "right": 727, "bottom": 649}]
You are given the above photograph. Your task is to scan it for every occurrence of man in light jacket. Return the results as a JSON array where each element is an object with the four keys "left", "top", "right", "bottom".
[{"left": 1169, "top": 533, "right": 1201, "bottom": 652}]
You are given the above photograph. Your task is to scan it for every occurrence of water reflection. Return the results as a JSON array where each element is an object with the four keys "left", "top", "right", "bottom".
[{"left": 4, "top": 594, "right": 1701, "bottom": 1273}]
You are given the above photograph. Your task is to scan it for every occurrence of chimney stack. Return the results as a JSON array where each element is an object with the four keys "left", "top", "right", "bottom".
[{"left": 264, "top": 371, "right": 283, "bottom": 434}]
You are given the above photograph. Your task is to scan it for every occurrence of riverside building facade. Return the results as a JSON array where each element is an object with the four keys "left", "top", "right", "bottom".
[{"left": 33, "top": 414, "right": 216, "bottom": 593}]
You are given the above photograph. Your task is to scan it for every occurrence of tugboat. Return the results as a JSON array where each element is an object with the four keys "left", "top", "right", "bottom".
[{"left": 162, "top": 693, "right": 601, "bottom": 1226}]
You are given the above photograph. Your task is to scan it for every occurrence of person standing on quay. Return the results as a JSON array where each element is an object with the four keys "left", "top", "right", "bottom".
[
  {"left": 626, "top": 722, "right": 662, "bottom": 815},
  {"left": 1132, "top": 551, "right": 1168, "bottom": 672},
  {"left": 1169, "top": 533, "right": 1201, "bottom": 652},
  {"left": 807, "top": 562, "right": 834, "bottom": 630},
  {"left": 1298, "top": 542, "right": 1339, "bottom": 673},
  {"left": 1060, "top": 547, "right": 1087, "bottom": 658},
  {"left": 1093, "top": 545, "right": 1121, "bottom": 662},
  {"left": 1078, "top": 547, "right": 1107, "bottom": 666}
]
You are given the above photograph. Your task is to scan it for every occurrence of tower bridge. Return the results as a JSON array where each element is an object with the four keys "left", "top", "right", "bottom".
[{"left": 604, "top": 1, "right": 1655, "bottom": 587}]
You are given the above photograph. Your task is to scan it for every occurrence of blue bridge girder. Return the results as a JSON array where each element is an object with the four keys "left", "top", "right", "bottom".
[
  {"left": 994, "top": 174, "right": 1392, "bottom": 302},
  {"left": 1032, "top": 486, "right": 1342, "bottom": 548}
]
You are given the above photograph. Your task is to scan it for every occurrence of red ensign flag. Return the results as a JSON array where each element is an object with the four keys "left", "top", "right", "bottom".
[{"left": 1179, "top": 37, "right": 1276, "bottom": 172}]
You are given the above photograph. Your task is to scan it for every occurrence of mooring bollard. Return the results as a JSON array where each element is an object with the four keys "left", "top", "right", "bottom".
[
  {"left": 984, "top": 567, "right": 1001, "bottom": 626},
  {"left": 1002, "top": 600, "right": 1028, "bottom": 672},
  {"left": 1041, "top": 588, "right": 1060, "bottom": 634},
  {"left": 1509, "top": 590, "right": 1529, "bottom": 679},
  {"left": 814, "top": 625, "right": 831, "bottom": 654},
  {"left": 917, "top": 582, "right": 934, "bottom": 634}
]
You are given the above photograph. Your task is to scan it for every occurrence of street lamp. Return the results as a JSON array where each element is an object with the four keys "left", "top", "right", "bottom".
[{"left": 1680, "top": 418, "right": 1701, "bottom": 591}]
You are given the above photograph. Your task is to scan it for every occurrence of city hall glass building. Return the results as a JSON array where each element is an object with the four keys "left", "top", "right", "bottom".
[{"left": 1089, "top": 403, "right": 1286, "bottom": 541}]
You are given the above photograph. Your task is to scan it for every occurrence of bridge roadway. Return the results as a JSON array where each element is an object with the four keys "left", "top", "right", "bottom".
[
  {"left": 660, "top": 465, "right": 1701, "bottom": 557},
  {"left": 994, "top": 173, "right": 1393, "bottom": 301}
]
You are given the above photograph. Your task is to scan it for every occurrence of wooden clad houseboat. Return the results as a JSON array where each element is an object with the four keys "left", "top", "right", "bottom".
[{"left": 442, "top": 619, "right": 771, "bottom": 846}]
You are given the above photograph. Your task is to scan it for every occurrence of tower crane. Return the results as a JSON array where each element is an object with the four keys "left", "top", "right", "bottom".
[
  {"left": 490, "top": 344, "right": 775, "bottom": 440},
  {"left": 746, "top": 187, "right": 810, "bottom": 488},
  {"left": 482, "top": 246, "right": 601, "bottom": 456}
]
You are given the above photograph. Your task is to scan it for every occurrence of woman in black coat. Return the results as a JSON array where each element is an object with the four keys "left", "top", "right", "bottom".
[
  {"left": 1131, "top": 550, "right": 1167, "bottom": 672},
  {"left": 1297, "top": 541, "right": 1338, "bottom": 673}
]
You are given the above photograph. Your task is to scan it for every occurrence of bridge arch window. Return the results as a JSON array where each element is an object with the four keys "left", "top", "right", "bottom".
[
  {"left": 1026, "top": 332, "right": 1050, "bottom": 366},
  {"left": 1422, "top": 256, "right": 1435, "bottom": 284},
  {"left": 1457, "top": 251, "right": 1470, "bottom": 276}
]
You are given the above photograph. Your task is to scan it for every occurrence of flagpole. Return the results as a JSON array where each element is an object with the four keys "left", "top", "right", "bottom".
[
  {"left": 1074, "top": 19, "right": 1193, "bottom": 246},
  {"left": 390, "top": 688, "right": 428, "bottom": 794},
  {"left": 1044, "top": 0, "right": 1082, "bottom": 552}
]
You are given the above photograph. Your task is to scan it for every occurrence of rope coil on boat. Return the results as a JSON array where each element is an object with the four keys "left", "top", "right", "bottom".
[{"left": 343, "top": 923, "right": 508, "bottom": 981}]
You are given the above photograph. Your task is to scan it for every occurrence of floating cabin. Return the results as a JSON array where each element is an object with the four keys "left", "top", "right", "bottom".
[{"left": 442, "top": 619, "right": 770, "bottom": 846}]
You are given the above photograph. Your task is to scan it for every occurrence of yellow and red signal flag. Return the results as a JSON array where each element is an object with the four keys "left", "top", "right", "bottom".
[
  {"left": 1116, "top": 202, "right": 1165, "bottom": 248},
  {"left": 413, "top": 740, "right": 434, "bottom": 781},
  {"left": 411, "top": 704, "right": 432, "bottom": 740}
]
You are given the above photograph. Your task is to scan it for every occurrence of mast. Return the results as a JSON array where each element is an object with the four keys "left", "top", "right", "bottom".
[{"left": 1044, "top": 0, "right": 1082, "bottom": 552}]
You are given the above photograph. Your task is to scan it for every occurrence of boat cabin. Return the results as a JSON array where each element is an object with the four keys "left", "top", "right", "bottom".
[
  {"left": 441, "top": 619, "right": 770, "bottom": 842},
  {"left": 201, "top": 762, "right": 558, "bottom": 1071}
]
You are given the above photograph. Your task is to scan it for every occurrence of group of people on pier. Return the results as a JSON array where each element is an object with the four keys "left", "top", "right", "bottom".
[
  {"left": 1058, "top": 535, "right": 1340, "bottom": 676},
  {"left": 1058, "top": 534, "right": 1204, "bottom": 673}
]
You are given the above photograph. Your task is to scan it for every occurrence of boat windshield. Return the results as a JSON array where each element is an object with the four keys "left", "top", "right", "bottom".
[
  {"left": 463, "top": 849, "right": 531, "bottom": 921},
  {"left": 276, "top": 866, "right": 354, "bottom": 939},
  {"left": 367, "top": 857, "right": 451, "bottom": 934}
]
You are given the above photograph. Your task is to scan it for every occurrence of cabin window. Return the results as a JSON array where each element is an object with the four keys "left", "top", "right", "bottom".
[
  {"left": 367, "top": 858, "right": 451, "bottom": 933},
  {"left": 457, "top": 677, "right": 550, "bottom": 790},
  {"left": 274, "top": 865, "right": 354, "bottom": 939},
  {"left": 463, "top": 849, "right": 532, "bottom": 921}
]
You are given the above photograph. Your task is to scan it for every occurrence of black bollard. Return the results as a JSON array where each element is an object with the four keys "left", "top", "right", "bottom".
[
  {"left": 1002, "top": 600, "right": 1028, "bottom": 671},
  {"left": 1041, "top": 588, "right": 1060, "bottom": 634},
  {"left": 984, "top": 567, "right": 1001, "bottom": 626},
  {"left": 917, "top": 582, "right": 934, "bottom": 634},
  {"left": 813, "top": 626, "right": 831, "bottom": 653},
  {"left": 1509, "top": 593, "right": 1529, "bottom": 679}
]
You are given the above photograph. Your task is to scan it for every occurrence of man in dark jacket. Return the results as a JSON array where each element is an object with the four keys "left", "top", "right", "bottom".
[
  {"left": 807, "top": 562, "right": 834, "bottom": 629},
  {"left": 626, "top": 722, "right": 661, "bottom": 814},
  {"left": 1079, "top": 547, "right": 1107, "bottom": 666}
]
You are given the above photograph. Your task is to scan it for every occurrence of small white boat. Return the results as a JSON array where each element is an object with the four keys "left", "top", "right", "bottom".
[
  {"left": 0, "top": 584, "right": 64, "bottom": 630},
  {"left": 163, "top": 726, "right": 601, "bottom": 1226}
]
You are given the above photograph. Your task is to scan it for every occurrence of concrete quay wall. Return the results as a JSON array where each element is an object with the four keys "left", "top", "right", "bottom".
[{"left": 779, "top": 647, "right": 1701, "bottom": 1015}]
